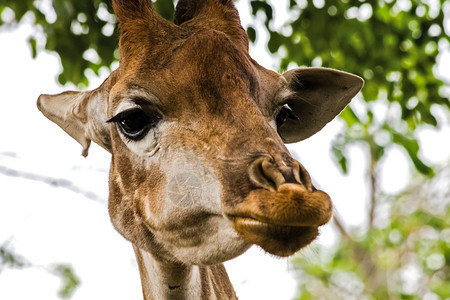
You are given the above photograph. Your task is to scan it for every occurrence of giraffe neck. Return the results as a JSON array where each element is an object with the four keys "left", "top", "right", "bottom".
[{"left": 133, "top": 246, "right": 237, "bottom": 300}]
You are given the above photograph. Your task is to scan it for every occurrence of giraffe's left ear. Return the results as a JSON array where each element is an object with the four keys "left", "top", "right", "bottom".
[
  {"left": 37, "top": 88, "right": 111, "bottom": 157},
  {"left": 276, "top": 67, "right": 364, "bottom": 143}
]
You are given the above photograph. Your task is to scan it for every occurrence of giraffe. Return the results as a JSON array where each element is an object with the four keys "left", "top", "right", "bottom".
[{"left": 37, "top": 0, "right": 364, "bottom": 298}]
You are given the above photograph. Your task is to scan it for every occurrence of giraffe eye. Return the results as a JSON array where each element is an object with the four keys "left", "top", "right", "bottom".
[
  {"left": 108, "top": 108, "right": 162, "bottom": 141},
  {"left": 276, "top": 104, "right": 299, "bottom": 128},
  {"left": 275, "top": 103, "right": 301, "bottom": 142}
]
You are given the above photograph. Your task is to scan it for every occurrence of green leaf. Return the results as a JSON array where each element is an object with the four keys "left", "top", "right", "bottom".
[
  {"left": 390, "top": 130, "right": 434, "bottom": 176},
  {"left": 247, "top": 26, "right": 256, "bottom": 43},
  {"left": 432, "top": 280, "right": 450, "bottom": 298},
  {"left": 52, "top": 264, "right": 80, "bottom": 299},
  {"left": 268, "top": 31, "right": 281, "bottom": 53},
  {"left": 154, "top": 0, "right": 175, "bottom": 21},
  {"left": 250, "top": 0, "right": 273, "bottom": 23},
  {"left": 0, "top": 245, "right": 27, "bottom": 268},
  {"left": 339, "top": 106, "right": 361, "bottom": 128},
  {"left": 28, "top": 37, "right": 37, "bottom": 58},
  {"left": 332, "top": 145, "right": 348, "bottom": 174}
]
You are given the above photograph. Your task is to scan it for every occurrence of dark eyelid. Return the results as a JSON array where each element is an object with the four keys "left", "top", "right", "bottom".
[
  {"left": 107, "top": 107, "right": 142, "bottom": 123},
  {"left": 131, "top": 96, "right": 164, "bottom": 115},
  {"left": 273, "top": 102, "right": 289, "bottom": 119},
  {"left": 107, "top": 98, "right": 163, "bottom": 123}
]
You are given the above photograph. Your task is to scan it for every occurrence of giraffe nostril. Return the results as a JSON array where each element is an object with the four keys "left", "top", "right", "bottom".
[
  {"left": 249, "top": 157, "right": 314, "bottom": 192},
  {"left": 294, "top": 161, "right": 314, "bottom": 192},
  {"left": 248, "top": 157, "right": 280, "bottom": 191}
]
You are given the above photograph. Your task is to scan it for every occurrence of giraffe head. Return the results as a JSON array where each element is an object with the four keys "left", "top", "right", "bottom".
[{"left": 37, "top": 0, "right": 363, "bottom": 264}]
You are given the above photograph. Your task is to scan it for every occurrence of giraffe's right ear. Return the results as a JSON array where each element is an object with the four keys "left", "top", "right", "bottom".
[{"left": 37, "top": 88, "right": 111, "bottom": 157}]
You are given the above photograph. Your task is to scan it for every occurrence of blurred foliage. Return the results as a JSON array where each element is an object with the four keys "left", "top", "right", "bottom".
[
  {"left": 1, "top": 1, "right": 449, "bottom": 299},
  {"left": 1, "top": 0, "right": 116, "bottom": 85},
  {"left": 0, "top": 0, "right": 447, "bottom": 174},
  {"left": 0, "top": 245, "right": 27, "bottom": 269},
  {"left": 249, "top": 0, "right": 450, "bottom": 176},
  {"left": 0, "top": 0, "right": 173, "bottom": 86},
  {"left": 293, "top": 167, "right": 450, "bottom": 300},
  {"left": 52, "top": 264, "right": 80, "bottom": 299},
  {"left": 246, "top": 2, "right": 449, "bottom": 298},
  {"left": 0, "top": 243, "right": 80, "bottom": 298}
]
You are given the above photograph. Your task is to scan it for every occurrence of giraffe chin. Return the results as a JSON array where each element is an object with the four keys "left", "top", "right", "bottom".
[{"left": 232, "top": 216, "right": 319, "bottom": 257}]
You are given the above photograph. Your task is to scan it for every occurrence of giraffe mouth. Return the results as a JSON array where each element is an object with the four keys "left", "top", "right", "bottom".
[
  {"left": 230, "top": 216, "right": 319, "bottom": 257},
  {"left": 226, "top": 183, "right": 332, "bottom": 256}
]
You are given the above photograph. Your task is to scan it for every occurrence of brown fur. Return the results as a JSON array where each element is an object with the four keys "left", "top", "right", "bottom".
[{"left": 199, "top": 264, "right": 237, "bottom": 299}]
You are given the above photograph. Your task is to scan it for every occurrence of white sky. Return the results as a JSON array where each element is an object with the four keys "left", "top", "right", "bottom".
[{"left": 0, "top": 1, "right": 449, "bottom": 300}]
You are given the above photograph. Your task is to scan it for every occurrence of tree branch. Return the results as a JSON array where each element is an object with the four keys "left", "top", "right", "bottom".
[
  {"left": 0, "top": 166, "right": 105, "bottom": 204},
  {"left": 368, "top": 151, "right": 377, "bottom": 229},
  {"left": 333, "top": 212, "right": 384, "bottom": 294},
  {"left": 333, "top": 213, "right": 352, "bottom": 240}
]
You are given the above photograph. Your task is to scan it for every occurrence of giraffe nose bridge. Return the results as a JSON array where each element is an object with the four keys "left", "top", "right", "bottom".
[{"left": 248, "top": 154, "right": 313, "bottom": 192}]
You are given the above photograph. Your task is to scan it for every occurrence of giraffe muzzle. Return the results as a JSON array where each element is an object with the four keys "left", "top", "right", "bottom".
[{"left": 226, "top": 157, "right": 333, "bottom": 256}]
